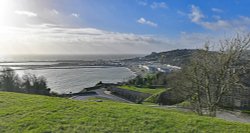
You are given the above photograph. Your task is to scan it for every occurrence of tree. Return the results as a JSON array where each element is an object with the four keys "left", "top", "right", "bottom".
[
  {"left": 0, "top": 68, "right": 21, "bottom": 92},
  {"left": 22, "top": 74, "right": 50, "bottom": 95},
  {"left": 0, "top": 68, "right": 50, "bottom": 95},
  {"left": 169, "top": 34, "right": 250, "bottom": 116},
  {"left": 22, "top": 73, "right": 33, "bottom": 92}
]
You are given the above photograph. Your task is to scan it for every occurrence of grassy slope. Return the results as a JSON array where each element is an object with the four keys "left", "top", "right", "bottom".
[
  {"left": 118, "top": 85, "right": 166, "bottom": 95},
  {"left": 0, "top": 92, "right": 250, "bottom": 133}
]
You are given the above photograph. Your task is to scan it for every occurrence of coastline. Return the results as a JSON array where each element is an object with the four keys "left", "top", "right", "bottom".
[
  {"left": 126, "top": 65, "right": 148, "bottom": 77},
  {"left": 9, "top": 65, "right": 136, "bottom": 94}
]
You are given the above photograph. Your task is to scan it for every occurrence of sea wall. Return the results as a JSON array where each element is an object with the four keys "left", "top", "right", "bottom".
[{"left": 109, "top": 87, "right": 151, "bottom": 103}]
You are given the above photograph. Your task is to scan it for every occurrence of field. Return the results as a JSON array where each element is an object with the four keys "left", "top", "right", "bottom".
[
  {"left": 1, "top": 92, "right": 250, "bottom": 132},
  {"left": 118, "top": 85, "right": 166, "bottom": 94}
]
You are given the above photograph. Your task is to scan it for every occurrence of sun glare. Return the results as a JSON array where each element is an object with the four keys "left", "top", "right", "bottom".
[{"left": 0, "top": 0, "right": 16, "bottom": 27}]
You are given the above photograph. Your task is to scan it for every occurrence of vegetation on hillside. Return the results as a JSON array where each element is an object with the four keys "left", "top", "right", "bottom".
[
  {"left": 127, "top": 72, "right": 168, "bottom": 87},
  {"left": 1, "top": 92, "right": 250, "bottom": 132},
  {"left": 118, "top": 85, "right": 165, "bottom": 95},
  {"left": 144, "top": 89, "right": 167, "bottom": 103}
]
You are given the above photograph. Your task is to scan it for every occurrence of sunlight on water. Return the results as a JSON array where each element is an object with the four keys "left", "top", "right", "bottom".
[
  {"left": 15, "top": 67, "right": 136, "bottom": 94},
  {"left": 0, "top": 55, "right": 139, "bottom": 94}
]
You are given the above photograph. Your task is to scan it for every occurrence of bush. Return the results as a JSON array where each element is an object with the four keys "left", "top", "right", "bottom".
[{"left": 242, "top": 110, "right": 250, "bottom": 114}]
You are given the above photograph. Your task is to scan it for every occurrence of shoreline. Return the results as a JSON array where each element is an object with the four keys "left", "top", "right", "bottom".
[{"left": 2, "top": 65, "right": 136, "bottom": 95}]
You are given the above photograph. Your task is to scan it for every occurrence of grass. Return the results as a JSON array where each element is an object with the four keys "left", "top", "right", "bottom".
[
  {"left": 177, "top": 101, "right": 193, "bottom": 109},
  {"left": 1, "top": 92, "right": 250, "bottom": 132},
  {"left": 118, "top": 85, "right": 166, "bottom": 94},
  {"left": 242, "top": 110, "right": 250, "bottom": 115},
  {"left": 144, "top": 89, "right": 166, "bottom": 103}
]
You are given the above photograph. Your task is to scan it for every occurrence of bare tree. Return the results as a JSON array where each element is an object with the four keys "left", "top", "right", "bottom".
[{"left": 170, "top": 34, "right": 250, "bottom": 116}]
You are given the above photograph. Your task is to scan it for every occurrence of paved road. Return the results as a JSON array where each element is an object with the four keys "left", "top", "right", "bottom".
[
  {"left": 71, "top": 88, "right": 132, "bottom": 103},
  {"left": 153, "top": 105, "right": 250, "bottom": 123},
  {"left": 216, "top": 110, "right": 250, "bottom": 123}
]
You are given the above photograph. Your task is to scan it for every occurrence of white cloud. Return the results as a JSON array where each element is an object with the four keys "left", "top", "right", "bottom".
[
  {"left": 212, "top": 15, "right": 221, "bottom": 20},
  {"left": 71, "top": 13, "right": 79, "bottom": 18},
  {"left": 211, "top": 8, "right": 223, "bottom": 13},
  {"left": 177, "top": 10, "right": 186, "bottom": 16},
  {"left": 51, "top": 9, "right": 59, "bottom": 15},
  {"left": 137, "top": 0, "right": 147, "bottom": 6},
  {"left": 201, "top": 17, "right": 250, "bottom": 31},
  {"left": 189, "top": 5, "right": 204, "bottom": 23},
  {"left": 14, "top": 10, "right": 37, "bottom": 17},
  {"left": 188, "top": 5, "right": 250, "bottom": 31},
  {"left": 150, "top": 2, "right": 167, "bottom": 9},
  {"left": 137, "top": 17, "right": 158, "bottom": 27},
  {"left": 201, "top": 20, "right": 231, "bottom": 30},
  {"left": 0, "top": 24, "right": 240, "bottom": 55},
  {"left": 0, "top": 24, "right": 167, "bottom": 54}
]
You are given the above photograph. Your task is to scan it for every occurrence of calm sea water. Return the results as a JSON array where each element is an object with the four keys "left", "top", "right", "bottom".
[
  {"left": 15, "top": 67, "right": 135, "bottom": 94},
  {"left": 0, "top": 55, "right": 141, "bottom": 94}
]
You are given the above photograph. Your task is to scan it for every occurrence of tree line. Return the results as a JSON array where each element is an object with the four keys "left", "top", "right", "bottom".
[
  {"left": 0, "top": 68, "right": 51, "bottom": 95},
  {"left": 128, "top": 72, "right": 167, "bottom": 88}
]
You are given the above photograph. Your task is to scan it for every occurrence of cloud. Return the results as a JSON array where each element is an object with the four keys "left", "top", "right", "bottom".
[
  {"left": 150, "top": 2, "right": 167, "bottom": 9},
  {"left": 177, "top": 10, "right": 186, "bottom": 16},
  {"left": 71, "top": 13, "right": 80, "bottom": 18},
  {"left": 0, "top": 24, "right": 168, "bottom": 54},
  {"left": 0, "top": 23, "right": 239, "bottom": 55},
  {"left": 189, "top": 5, "right": 204, "bottom": 23},
  {"left": 137, "top": 0, "right": 147, "bottom": 6},
  {"left": 188, "top": 5, "right": 250, "bottom": 31},
  {"left": 212, "top": 15, "right": 221, "bottom": 20},
  {"left": 137, "top": 17, "right": 158, "bottom": 27},
  {"left": 200, "top": 20, "right": 231, "bottom": 30},
  {"left": 200, "top": 17, "right": 250, "bottom": 31},
  {"left": 14, "top": 10, "right": 37, "bottom": 17},
  {"left": 211, "top": 8, "right": 223, "bottom": 13},
  {"left": 51, "top": 9, "right": 59, "bottom": 15}
]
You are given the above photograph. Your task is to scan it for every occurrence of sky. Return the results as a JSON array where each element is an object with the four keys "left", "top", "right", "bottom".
[{"left": 0, "top": 0, "right": 250, "bottom": 55}]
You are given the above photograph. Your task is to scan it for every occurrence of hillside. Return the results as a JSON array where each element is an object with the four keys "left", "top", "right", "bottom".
[
  {"left": 124, "top": 49, "right": 250, "bottom": 67},
  {"left": 123, "top": 49, "right": 208, "bottom": 67},
  {"left": 143, "top": 49, "right": 198, "bottom": 66},
  {"left": 1, "top": 92, "right": 250, "bottom": 132}
]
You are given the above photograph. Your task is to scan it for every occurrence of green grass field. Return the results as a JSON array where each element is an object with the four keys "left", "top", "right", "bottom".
[
  {"left": 1, "top": 92, "right": 250, "bottom": 133},
  {"left": 118, "top": 85, "right": 166, "bottom": 94},
  {"left": 242, "top": 110, "right": 250, "bottom": 115}
]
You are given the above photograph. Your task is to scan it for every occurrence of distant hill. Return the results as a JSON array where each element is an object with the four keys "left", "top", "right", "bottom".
[
  {"left": 124, "top": 49, "right": 250, "bottom": 67},
  {"left": 1, "top": 91, "right": 250, "bottom": 132},
  {"left": 123, "top": 49, "right": 203, "bottom": 67},
  {"left": 143, "top": 49, "right": 200, "bottom": 66}
]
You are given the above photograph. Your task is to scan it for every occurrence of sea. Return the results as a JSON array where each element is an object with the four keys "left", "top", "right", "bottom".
[{"left": 0, "top": 54, "right": 143, "bottom": 94}]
